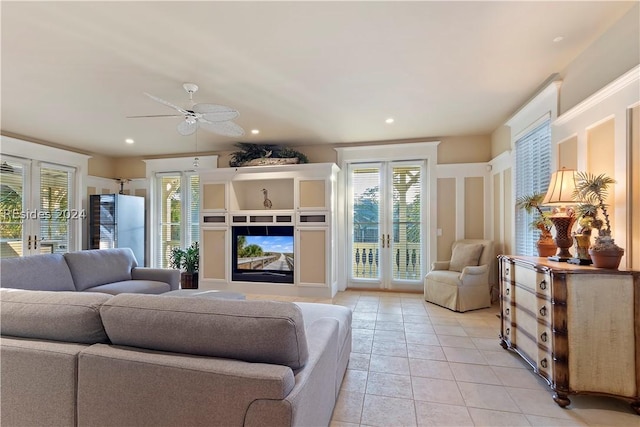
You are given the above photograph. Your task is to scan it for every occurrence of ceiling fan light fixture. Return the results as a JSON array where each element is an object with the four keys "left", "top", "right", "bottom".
[
  {"left": 131, "top": 83, "right": 245, "bottom": 137},
  {"left": 183, "top": 82, "right": 199, "bottom": 95}
]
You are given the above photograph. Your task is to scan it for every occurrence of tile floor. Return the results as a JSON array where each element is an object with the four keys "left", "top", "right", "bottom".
[{"left": 248, "top": 290, "right": 638, "bottom": 427}]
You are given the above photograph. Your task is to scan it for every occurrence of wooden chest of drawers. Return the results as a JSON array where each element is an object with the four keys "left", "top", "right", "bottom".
[{"left": 498, "top": 255, "right": 640, "bottom": 414}]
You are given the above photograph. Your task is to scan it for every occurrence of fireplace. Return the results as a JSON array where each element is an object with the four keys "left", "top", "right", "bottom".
[{"left": 231, "top": 225, "right": 294, "bottom": 284}]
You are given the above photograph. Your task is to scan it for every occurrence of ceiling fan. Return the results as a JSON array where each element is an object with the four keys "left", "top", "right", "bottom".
[{"left": 128, "top": 83, "right": 245, "bottom": 137}]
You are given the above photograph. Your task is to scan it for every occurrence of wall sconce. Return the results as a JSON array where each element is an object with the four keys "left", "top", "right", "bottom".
[{"left": 542, "top": 168, "right": 578, "bottom": 261}]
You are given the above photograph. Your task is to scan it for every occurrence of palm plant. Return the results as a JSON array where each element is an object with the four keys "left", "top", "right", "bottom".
[
  {"left": 515, "top": 192, "right": 555, "bottom": 256},
  {"left": 515, "top": 192, "right": 553, "bottom": 234},
  {"left": 573, "top": 172, "right": 615, "bottom": 237},
  {"left": 573, "top": 172, "right": 623, "bottom": 263}
]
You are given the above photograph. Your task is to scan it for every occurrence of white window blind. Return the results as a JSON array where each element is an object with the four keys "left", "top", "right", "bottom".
[
  {"left": 39, "top": 166, "right": 72, "bottom": 253},
  {"left": 515, "top": 119, "right": 552, "bottom": 256},
  {"left": 154, "top": 172, "right": 200, "bottom": 268}
]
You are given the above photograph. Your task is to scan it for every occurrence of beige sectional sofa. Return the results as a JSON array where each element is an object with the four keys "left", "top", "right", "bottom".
[
  {"left": 0, "top": 248, "right": 179, "bottom": 294},
  {"left": 0, "top": 288, "right": 352, "bottom": 427}
]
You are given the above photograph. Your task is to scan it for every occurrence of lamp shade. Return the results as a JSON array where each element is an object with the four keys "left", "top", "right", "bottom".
[{"left": 542, "top": 169, "right": 578, "bottom": 205}]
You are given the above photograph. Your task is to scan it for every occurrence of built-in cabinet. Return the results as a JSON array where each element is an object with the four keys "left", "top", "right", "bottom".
[
  {"left": 199, "top": 163, "right": 339, "bottom": 298},
  {"left": 499, "top": 255, "right": 640, "bottom": 414}
]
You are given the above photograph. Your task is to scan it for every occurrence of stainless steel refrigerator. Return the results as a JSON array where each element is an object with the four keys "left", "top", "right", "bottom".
[{"left": 89, "top": 194, "right": 145, "bottom": 265}]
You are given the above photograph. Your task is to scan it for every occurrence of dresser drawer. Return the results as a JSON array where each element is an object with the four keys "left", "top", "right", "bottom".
[
  {"left": 537, "top": 349, "right": 553, "bottom": 382},
  {"left": 514, "top": 265, "right": 551, "bottom": 297}
]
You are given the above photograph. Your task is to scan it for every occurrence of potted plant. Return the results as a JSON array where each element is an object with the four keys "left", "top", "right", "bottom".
[
  {"left": 229, "top": 143, "right": 308, "bottom": 167},
  {"left": 516, "top": 192, "right": 557, "bottom": 257},
  {"left": 169, "top": 242, "right": 199, "bottom": 288},
  {"left": 570, "top": 203, "right": 598, "bottom": 264},
  {"left": 573, "top": 172, "right": 624, "bottom": 269}
]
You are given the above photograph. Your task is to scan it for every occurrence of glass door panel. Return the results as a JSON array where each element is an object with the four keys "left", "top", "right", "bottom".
[
  {"left": 38, "top": 166, "right": 72, "bottom": 254},
  {"left": 0, "top": 158, "right": 26, "bottom": 258},
  {"left": 349, "top": 161, "right": 425, "bottom": 290},
  {"left": 351, "top": 166, "right": 382, "bottom": 281},
  {"left": 392, "top": 165, "right": 422, "bottom": 280}
]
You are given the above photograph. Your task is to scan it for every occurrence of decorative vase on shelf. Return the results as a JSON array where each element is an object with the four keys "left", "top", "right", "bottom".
[{"left": 570, "top": 233, "right": 593, "bottom": 265}]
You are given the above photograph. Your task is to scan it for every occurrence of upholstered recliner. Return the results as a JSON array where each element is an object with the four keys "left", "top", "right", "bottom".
[{"left": 424, "top": 239, "right": 494, "bottom": 312}]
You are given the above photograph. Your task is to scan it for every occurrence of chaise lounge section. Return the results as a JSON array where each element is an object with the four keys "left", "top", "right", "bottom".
[{"left": 0, "top": 289, "right": 352, "bottom": 427}]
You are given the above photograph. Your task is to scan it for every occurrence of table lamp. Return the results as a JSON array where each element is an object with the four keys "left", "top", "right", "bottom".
[{"left": 542, "top": 168, "right": 577, "bottom": 261}]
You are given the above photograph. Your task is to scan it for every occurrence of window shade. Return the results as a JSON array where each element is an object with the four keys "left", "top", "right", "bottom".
[
  {"left": 515, "top": 119, "right": 552, "bottom": 256},
  {"left": 39, "top": 166, "right": 71, "bottom": 253}
]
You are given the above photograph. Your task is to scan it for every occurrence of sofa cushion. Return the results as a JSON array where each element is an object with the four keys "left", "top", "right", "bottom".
[
  {"left": 0, "top": 253, "right": 76, "bottom": 291},
  {"left": 100, "top": 294, "right": 309, "bottom": 369},
  {"left": 0, "top": 289, "right": 111, "bottom": 344},
  {"left": 64, "top": 248, "right": 137, "bottom": 291},
  {"left": 85, "top": 280, "right": 171, "bottom": 295},
  {"left": 449, "top": 243, "right": 483, "bottom": 272}
]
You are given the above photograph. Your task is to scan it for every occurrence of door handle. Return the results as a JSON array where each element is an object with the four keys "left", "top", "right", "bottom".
[
  {"left": 387, "top": 234, "right": 390, "bottom": 248},
  {"left": 381, "top": 236, "right": 385, "bottom": 248},
  {"left": 34, "top": 235, "right": 38, "bottom": 250},
  {"left": 27, "top": 235, "right": 32, "bottom": 250}
]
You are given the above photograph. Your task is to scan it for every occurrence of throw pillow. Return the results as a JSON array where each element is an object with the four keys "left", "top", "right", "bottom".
[{"left": 449, "top": 243, "right": 484, "bottom": 272}]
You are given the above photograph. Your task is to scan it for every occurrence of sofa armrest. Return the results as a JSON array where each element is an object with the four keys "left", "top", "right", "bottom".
[
  {"left": 459, "top": 265, "right": 489, "bottom": 285},
  {"left": 131, "top": 268, "right": 180, "bottom": 291},
  {"left": 245, "top": 317, "right": 339, "bottom": 427},
  {"left": 431, "top": 261, "right": 450, "bottom": 271}
]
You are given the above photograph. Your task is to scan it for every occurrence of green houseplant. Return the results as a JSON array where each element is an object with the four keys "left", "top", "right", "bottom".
[
  {"left": 573, "top": 172, "right": 624, "bottom": 269},
  {"left": 169, "top": 241, "right": 199, "bottom": 288},
  {"left": 516, "top": 192, "right": 557, "bottom": 257},
  {"left": 229, "top": 143, "right": 308, "bottom": 167}
]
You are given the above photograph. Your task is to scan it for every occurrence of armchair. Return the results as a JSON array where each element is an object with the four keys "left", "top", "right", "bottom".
[{"left": 424, "top": 239, "right": 494, "bottom": 312}]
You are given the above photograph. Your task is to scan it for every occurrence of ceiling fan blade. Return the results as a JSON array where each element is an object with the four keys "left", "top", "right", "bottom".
[
  {"left": 198, "top": 119, "right": 245, "bottom": 137},
  {"left": 192, "top": 103, "right": 239, "bottom": 122},
  {"left": 177, "top": 120, "right": 197, "bottom": 136},
  {"left": 127, "top": 114, "right": 182, "bottom": 119},
  {"left": 144, "top": 92, "right": 189, "bottom": 115}
]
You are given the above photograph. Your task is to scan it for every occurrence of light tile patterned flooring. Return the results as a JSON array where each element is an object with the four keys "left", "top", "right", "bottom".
[{"left": 247, "top": 290, "right": 638, "bottom": 427}]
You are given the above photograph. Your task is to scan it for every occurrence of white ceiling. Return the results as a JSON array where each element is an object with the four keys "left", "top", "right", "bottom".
[{"left": 1, "top": 1, "right": 635, "bottom": 158}]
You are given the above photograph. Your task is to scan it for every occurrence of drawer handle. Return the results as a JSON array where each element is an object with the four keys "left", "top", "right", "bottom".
[
  {"left": 540, "top": 332, "right": 548, "bottom": 342},
  {"left": 505, "top": 268, "right": 510, "bottom": 275},
  {"left": 539, "top": 306, "right": 547, "bottom": 317},
  {"left": 505, "top": 308, "right": 510, "bottom": 316},
  {"left": 540, "top": 358, "right": 548, "bottom": 369},
  {"left": 539, "top": 280, "right": 547, "bottom": 290},
  {"left": 505, "top": 328, "right": 510, "bottom": 335},
  {"left": 505, "top": 288, "right": 510, "bottom": 296}
]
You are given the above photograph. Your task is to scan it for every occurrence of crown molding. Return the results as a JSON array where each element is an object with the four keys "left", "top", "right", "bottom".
[{"left": 554, "top": 64, "right": 640, "bottom": 126}]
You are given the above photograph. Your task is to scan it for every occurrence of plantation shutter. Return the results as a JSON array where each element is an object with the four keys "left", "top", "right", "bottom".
[
  {"left": 515, "top": 117, "right": 552, "bottom": 256},
  {"left": 39, "top": 164, "right": 72, "bottom": 254},
  {"left": 154, "top": 172, "right": 200, "bottom": 268},
  {"left": 188, "top": 174, "right": 200, "bottom": 245}
]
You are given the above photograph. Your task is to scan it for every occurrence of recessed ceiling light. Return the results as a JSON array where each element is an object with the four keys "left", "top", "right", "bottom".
[
  {"left": 125, "top": 138, "right": 135, "bottom": 144},
  {"left": 553, "top": 36, "right": 564, "bottom": 43},
  {"left": 251, "top": 129, "right": 260, "bottom": 135},
  {"left": 385, "top": 118, "right": 394, "bottom": 124}
]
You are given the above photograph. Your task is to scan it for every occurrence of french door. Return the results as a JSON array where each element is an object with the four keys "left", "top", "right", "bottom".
[
  {"left": 0, "top": 155, "right": 77, "bottom": 258},
  {"left": 348, "top": 161, "right": 425, "bottom": 290}
]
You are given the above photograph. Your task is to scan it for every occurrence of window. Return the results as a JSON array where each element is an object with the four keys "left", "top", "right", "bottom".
[
  {"left": 515, "top": 118, "right": 552, "bottom": 256},
  {"left": 0, "top": 155, "right": 76, "bottom": 258},
  {"left": 155, "top": 172, "right": 199, "bottom": 268}
]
